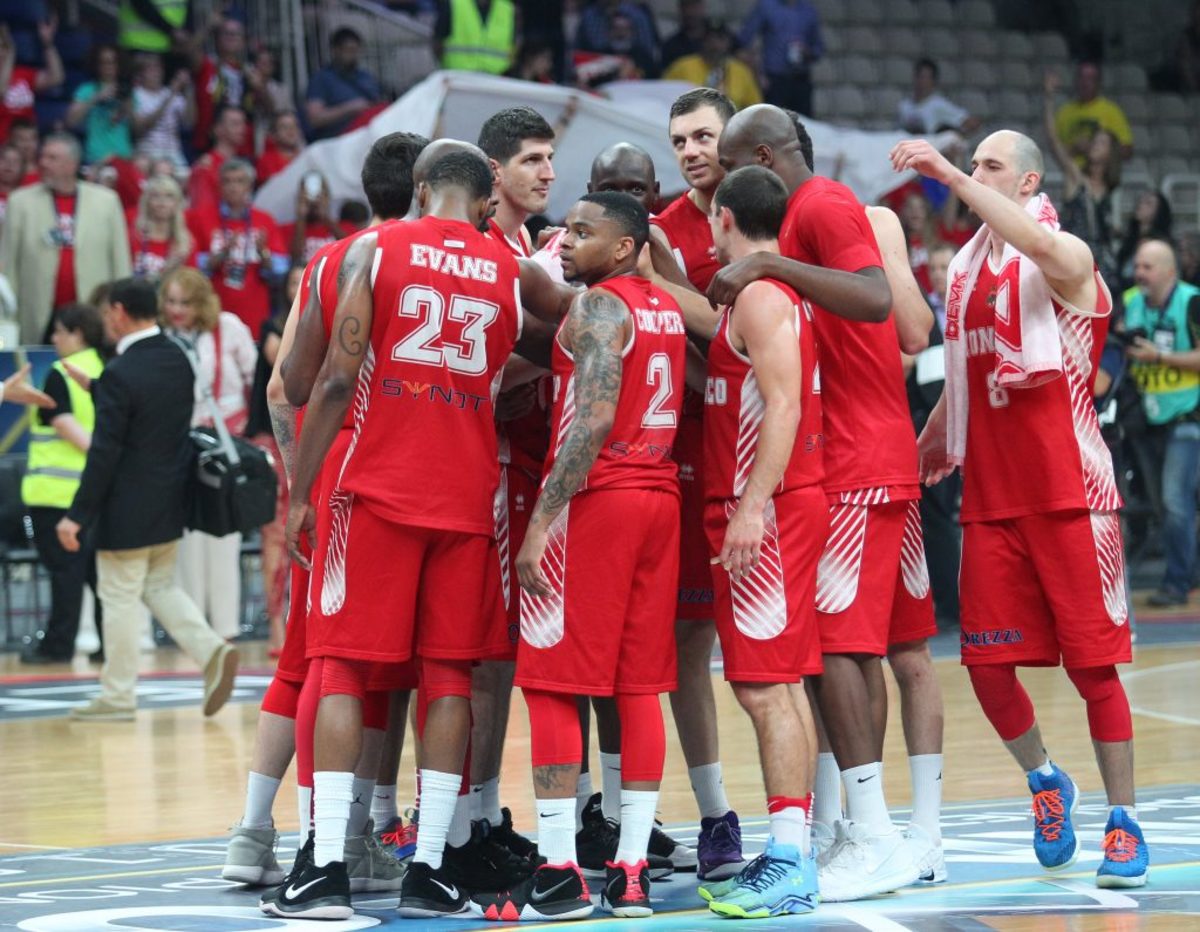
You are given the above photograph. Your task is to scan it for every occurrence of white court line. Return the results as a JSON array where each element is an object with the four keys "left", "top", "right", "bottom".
[
  {"left": 1120, "top": 658, "right": 1200, "bottom": 682},
  {"left": 824, "top": 905, "right": 914, "bottom": 931},
  {"left": 1129, "top": 706, "right": 1200, "bottom": 727},
  {"left": 1047, "top": 877, "right": 1140, "bottom": 908},
  {"left": 1121, "top": 658, "right": 1200, "bottom": 726},
  {"left": 0, "top": 843, "right": 69, "bottom": 850}
]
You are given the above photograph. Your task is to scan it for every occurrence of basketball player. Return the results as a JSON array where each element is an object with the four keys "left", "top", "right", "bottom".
[
  {"left": 648, "top": 87, "right": 745, "bottom": 881},
  {"left": 709, "top": 104, "right": 924, "bottom": 901},
  {"left": 271, "top": 150, "right": 522, "bottom": 920},
  {"left": 223, "top": 132, "right": 428, "bottom": 896},
  {"left": 892, "top": 132, "right": 1149, "bottom": 887},
  {"left": 692, "top": 165, "right": 825, "bottom": 917},
  {"left": 471, "top": 192, "right": 687, "bottom": 921}
]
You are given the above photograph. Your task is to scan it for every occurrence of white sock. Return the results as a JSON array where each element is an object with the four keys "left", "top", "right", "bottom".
[
  {"left": 241, "top": 772, "right": 280, "bottom": 830},
  {"left": 769, "top": 806, "right": 807, "bottom": 852},
  {"left": 908, "top": 754, "right": 943, "bottom": 844},
  {"left": 348, "top": 777, "right": 374, "bottom": 837},
  {"left": 469, "top": 782, "right": 485, "bottom": 821},
  {"left": 842, "top": 762, "right": 894, "bottom": 835},
  {"left": 448, "top": 791, "right": 472, "bottom": 847},
  {"left": 688, "top": 763, "right": 731, "bottom": 819},
  {"left": 615, "top": 789, "right": 659, "bottom": 865},
  {"left": 814, "top": 753, "right": 842, "bottom": 827},
  {"left": 481, "top": 776, "right": 503, "bottom": 825},
  {"left": 599, "top": 752, "right": 622, "bottom": 822},
  {"left": 575, "top": 771, "right": 594, "bottom": 830},
  {"left": 313, "top": 771, "right": 355, "bottom": 866},
  {"left": 537, "top": 796, "right": 577, "bottom": 866},
  {"left": 371, "top": 784, "right": 397, "bottom": 828},
  {"left": 1029, "top": 757, "right": 1055, "bottom": 778},
  {"left": 298, "top": 785, "right": 313, "bottom": 834},
  {"left": 414, "top": 769, "right": 461, "bottom": 868}
]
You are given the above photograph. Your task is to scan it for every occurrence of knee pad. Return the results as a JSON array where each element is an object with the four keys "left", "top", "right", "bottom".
[
  {"left": 363, "top": 689, "right": 390, "bottom": 731},
  {"left": 261, "top": 675, "right": 301, "bottom": 719},
  {"left": 320, "top": 656, "right": 371, "bottom": 701},
  {"left": 525, "top": 689, "right": 582, "bottom": 768},
  {"left": 1067, "top": 665, "right": 1133, "bottom": 742},
  {"left": 968, "top": 663, "right": 1036, "bottom": 742},
  {"left": 617, "top": 692, "right": 666, "bottom": 782}
]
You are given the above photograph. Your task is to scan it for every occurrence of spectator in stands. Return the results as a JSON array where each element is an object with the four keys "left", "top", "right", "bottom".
[
  {"left": 116, "top": 0, "right": 193, "bottom": 68},
  {"left": 129, "top": 174, "right": 191, "bottom": 282},
  {"left": 1179, "top": 229, "right": 1200, "bottom": 287},
  {"left": 519, "top": 0, "right": 568, "bottom": 81},
  {"left": 255, "top": 109, "right": 303, "bottom": 187},
  {"left": 19, "top": 302, "right": 107, "bottom": 664},
  {"left": 575, "top": 1, "right": 661, "bottom": 78},
  {"left": 664, "top": 19, "right": 762, "bottom": 111},
  {"left": 187, "top": 104, "right": 249, "bottom": 213},
  {"left": 0, "top": 142, "right": 22, "bottom": 241},
  {"left": 737, "top": 0, "right": 822, "bottom": 116},
  {"left": 1117, "top": 191, "right": 1173, "bottom": 292},
  {"left": 1164, "top": 0, "right": 1200, "bottom": 92},
  {"left": 304, "top": 27, "right": 385, "bottom": 141},
  {"left": 160, "top": 266, "right": 257, "bottom": 640},
  {"left": 504, "top": 39, "right": 557, "bottom": 83},
  {"left": 898, "top": 191, "right": 938, "bottom": 295},
  {"left": 281, "top": 171, "right": 348, "bottom": 264},
  {"left": 132, "top": 53, "right": 193, "bottom": 167},
  {"left": 0, "top": 19, "right": 64, "bottom": 144},
  {"left": 66, "top": 45, "right": 135, "bottom": 166},
  {"left": 188, "top": 157, "right": 286, "bottom": 336},
  {"left": 338, "top": 199, "right": 370, "bottom": 232},
  {"left": 1054, "top": 60, "right": 1134, "bottom": 163},
  {"left": 898, "top": 58, "right": 980, "bottom": 135},
  {"left": 1043, "top": 69, "right": 1121, "bottom": 288},
  {"left": 1123, "top": 238, "right": 1200, "bottom": 607},
  {"left": 8, "top": 118, "right": 40, "bottom": 182},
  {"left": 662, "top": 0, "right": 706, "bottom": 69},
  {"left": 189, "top": 16, "right": 263, "bottom": 156},
  {"left": 2, "top": 133, "right": 132, "bottom": 344},
  {"left": 250, "top": 46, "right": 293, "bottom": 119},
  {"left": 436, "top": 0, "right": 518, "bottom": 76}
]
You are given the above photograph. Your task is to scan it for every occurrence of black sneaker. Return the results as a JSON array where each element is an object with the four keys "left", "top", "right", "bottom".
[
  {"left": 575, "top": 794, "right": 673, "bottom": 881},
  {"left": 470, "top": 863, "right": 595, "bottom": 922},
  {"left": 601, "top": 859, "right": 653, "bottom": 918},
  {"left": 649, "top": 821, "right": 697, "bottom": 872},
  {"left": 491, "top": 807, "right": 540, "bottom": 863},
  {"left": 397, "top": 859, "right": 469, "bottom": 917},
  {"left": 259, "top": 831, "right": 313, "bottom": 910},
  {"left": 443, "top": 821, "right": 534, "bottom": 892},
  {"left": 260, "top": 859, "right": 352, "bottom": 919}
]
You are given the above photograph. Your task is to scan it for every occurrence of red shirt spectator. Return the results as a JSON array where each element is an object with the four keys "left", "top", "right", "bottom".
[
  {"left": 1, "top": 17, "right": 65, "bottom": 142},
  {"left": 279, "top": 172, "right": 347, "bottom": 264},
  {"left": 255, "top": 110, "right": 304, "bottom": 186},
  {"left": 190, "top": 18, "right": 264, "bottom": 155},
  {"left": 187, "top": 105, "right": 249, "bottom": 213}
]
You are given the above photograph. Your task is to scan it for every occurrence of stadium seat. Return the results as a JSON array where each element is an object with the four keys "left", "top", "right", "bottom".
[
  {"left": 1002, "top": 32, "right": 1036, "bottom": 61},
  {"left": 962, "top": 61, "right": 1000, "bottom": 91},
  {"left": 822, "top": 26, "right": 845, "bottom": 56},
  {"left": 961, "top": 30, "right": 1000, "bottom": 60},
  {"left": 917, "top": 0, "right": 954, "bottom": 28},
  {"left": 844, "top": 26, "right": 885, "bottom": 55},
  {"left": 956, "top": 89, "right": 992, "bottom": 121},
  {"left": 938, "top": 60, "right": 962, "bottom": 87},
  {"left": 887, "top": 29, "right": 924, "bottom": 60},
  {"left": 1112, "top": 63, "right": 1149, "bottom": 93},
  {"left": 883, "top": 56, "right": 915, "bottom": 88},
  {"left": 999, "top": 61, "right": 1036, "bottom": 93},
  {"left": 959, "top": 0, "right": 996, "bottom": 28},
  {"left": 1031, "top": 32, "right": 1069, "bottom": 63},
  {"left": 832, "top": 86, "right": 869, "bottom": 121},
  {"left": 842, "top": 55, "right": 883, "bottom": 87},
  {"left": 813, "top": 0, "right": 848, "bottom": 26},
  {"left": 811, "top": 57, "right": 839, "bottom": 87},
  {"left": 884, "top": 0, "right": 920, "bottom": 27},
  {"left": 995, "top": 89, "right": 1036, "bottom": 124},
  {"left": 846, "top": 0, "right": 885, "bottom": 25},
  {"left": 1152, "top": 93, "right": 1191, "bottom": 124},
  {"left": 872, "top": 87, "right": 905, "bottom": 124},
  {"left": 922, "top": 28, "right": 958, "bottom": 61},
  {"left": 1160, "top": 125, "right": 1193, "bottom": 156}
]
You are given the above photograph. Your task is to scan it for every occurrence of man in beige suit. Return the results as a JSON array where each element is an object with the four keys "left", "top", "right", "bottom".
[{"left": 1, "top": 134, "right": 131, "bottom": 345}]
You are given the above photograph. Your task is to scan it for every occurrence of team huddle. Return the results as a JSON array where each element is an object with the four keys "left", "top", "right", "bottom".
[{"left": 221, "top": 87, "right": 1150, "bottom": 922}]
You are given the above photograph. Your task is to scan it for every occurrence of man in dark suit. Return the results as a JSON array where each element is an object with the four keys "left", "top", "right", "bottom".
[{"left": 57, "top": 278, "right": 239, "bottom": 721}]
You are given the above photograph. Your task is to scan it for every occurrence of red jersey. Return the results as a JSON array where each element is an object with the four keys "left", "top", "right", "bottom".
[
  {"left": 337, "top": 216, "right": 522, "bottom": 534},
  {"left": 256, "top": 144, "right": 294, "bottom": 186},
  {"left": 780, "top": 176, "right": 919, "bottom": 501},
  {"left": 543, "top": 275, "right": 686, "bottom": 494},
  {"left": 129, "top": 228, "right": 172, "bottom": 280},
  {"left": 704, "top": 280, "right": 824, "bottom": 501},
  {"left": 0, "top": 66, "right": 37, "bottom": 142},
  {"left": 960, "top": 258, "right": 1120, "bottom": 522},
  {"left": 188, "top": 205, "right": 285, "bottom": 336},
  {"left": 650, "top": 191, "right": 719, "bottom": 292}
]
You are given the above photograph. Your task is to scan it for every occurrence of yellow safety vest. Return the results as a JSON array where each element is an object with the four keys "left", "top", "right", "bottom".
[
  {"left": 441, "top": 0, "right": 515, "bottom": 75},
  {"left": 118, "top": 0, "right": 188, "bottom": 53},
  {"left": 21, "top": 348, "right": 105, "bottom": 510}
]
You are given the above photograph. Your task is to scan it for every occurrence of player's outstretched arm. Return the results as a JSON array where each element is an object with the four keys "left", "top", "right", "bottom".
[
  {"left": 516, "top": 288, "right": 626, "bottom": 596},
  {"left": 267, "top": 286, "right": 303, "bottom": 484},
  {"left": 285, "top": 233, "right": 377, "bottom": 568},
  {"left": 709, "top": 251, "right": 892, "bottom": 323},
  {"left": 718, "top": 282, "right": 802, "bottom": 582},
  {"left": 890, "top": 139, "right": 1093, "bottom": 293},
  {"left": 281, "top": 262, "right": 330, "bottom": 407},
  {"left": 868, "top": 206, "right": 933, "bottom": 355}
]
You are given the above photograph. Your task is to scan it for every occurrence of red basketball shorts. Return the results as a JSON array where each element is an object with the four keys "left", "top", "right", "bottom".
[
  {"left": 484, "top": 463, "right": 539, "bottom": 661},
  {"left": 675, "top": 417, "right": 714, "bottom": 620},
  {"left": 960, "top": 509, "right": 1131, "bottom": 669},
  {"left": 815, "top": 498, "right": 937, "bottom": 655},
  {"left": 705, "top": 486, "right": 827, "bottom": 682},
  {"left": 310, "top": 494, "right": 508, "bottom": 665},
  {"left": 516, "top": 487, "right": 680, "bottom": 696}
]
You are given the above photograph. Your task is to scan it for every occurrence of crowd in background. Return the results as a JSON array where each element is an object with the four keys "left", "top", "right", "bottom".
[{"left": 3, "top": 0, "right": 1200, "bottom": 658}]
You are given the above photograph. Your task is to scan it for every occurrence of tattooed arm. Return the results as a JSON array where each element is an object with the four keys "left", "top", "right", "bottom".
[
  {"left": 281, "top": 257, "right": 331, "bottom": 407},
  {"left": 284, "top": 232, "right": 377, "bottom": 567},
  {"left": 515, "top": 287, "right": 628, "bottom": 596},
  {"left": 267, "top": 284, "right": 303, "bottom": 483}
]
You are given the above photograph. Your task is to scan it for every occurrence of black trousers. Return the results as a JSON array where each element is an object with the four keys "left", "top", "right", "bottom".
[
  {"left": 765, "top": 71, "right": 814, "bottom": 117},
  {"left": 29, "top": 506, "right": 102, "bottom": 657},
  {"left": 918, "top": 474, "right": 961, "bottom": 625}
]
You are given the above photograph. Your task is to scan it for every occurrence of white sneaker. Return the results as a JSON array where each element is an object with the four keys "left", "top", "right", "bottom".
[
  {"left": 344, "top": 819, "right": 407, "bottom": 892},
  {"left": 902, "top": 823, "right": 947, "bottom": 884},
  {"left": 222, "top": 822, "right": 285, "bottom": 886},
  {"left": 812, "top": 821, "right": 839, "bottom": 868},
  {"left": 818, "top": 821, "right": 921, "bottom": 902}
]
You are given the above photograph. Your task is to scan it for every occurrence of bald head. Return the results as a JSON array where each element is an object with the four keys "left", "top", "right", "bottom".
[
  {"left": 717, "top": 104, "right": 811, "bottom": 192},
  {"left": 413, "top": 139, "right": 487, "bottom": 186},
  {"left": 993, "top": 130, "right": 1044, "bottom": 178},
  {"left": 588, "top": 142, "right": 658, "bottom": 213},
  {"left": 1134, "top": 237, "right": 1178, "bottom": 304},
  {"left": 970, "top": 130, "right": 1045, "bottom": 203}
]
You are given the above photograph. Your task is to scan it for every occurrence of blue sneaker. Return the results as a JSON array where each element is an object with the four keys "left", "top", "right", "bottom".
[
  {"left": 707, "top": 840, "right": 818, "bottom": 918},
  {"left": 698, "top": 810, "right": 747, "bottom": 881},
  {"left": 1027, "top": 764, "right": 1080, "bottom": 871},
  {"left": 1096, "top": 807, "right": 1149, "bottom": 888}
]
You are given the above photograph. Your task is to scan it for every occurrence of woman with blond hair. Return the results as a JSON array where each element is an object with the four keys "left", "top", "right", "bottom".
[
  {"left": 160, "top": 267, "right": 258, "bottom": 641},
  {"left": 129, "top": 176, "right": 192, "bottom": 283}
]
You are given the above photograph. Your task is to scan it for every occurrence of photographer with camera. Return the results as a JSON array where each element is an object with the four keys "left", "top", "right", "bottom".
[
  {"left": 1124, "top": 238, "right": 1200, "bottom": 606},
  {"left": 281, "top": 170, "right": 347, "bottom": 265}
]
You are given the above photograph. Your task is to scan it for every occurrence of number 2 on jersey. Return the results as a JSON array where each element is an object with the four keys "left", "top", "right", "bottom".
[
  {"left": 642, "top": 352, "right": 677, "bottom": 428},
  {"left": 392, "top": 284, "right": 499, "bottom": 375}
]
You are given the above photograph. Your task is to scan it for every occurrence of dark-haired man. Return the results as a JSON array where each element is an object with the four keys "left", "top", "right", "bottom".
[
  {"left": 472, "top": 192, "right": 687, "bottom": 921},
  {"left": 58, "top": 278, "right": 239, "bottom": 721},
  {"left": 305, "top": 27, "right": 384, "bottom": 141},
  {"left": 274, "top": 148, "right": 522, "bottom": 920},
  {"left": 694, "top": 166, "right": 823, "bottom": 917}
]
